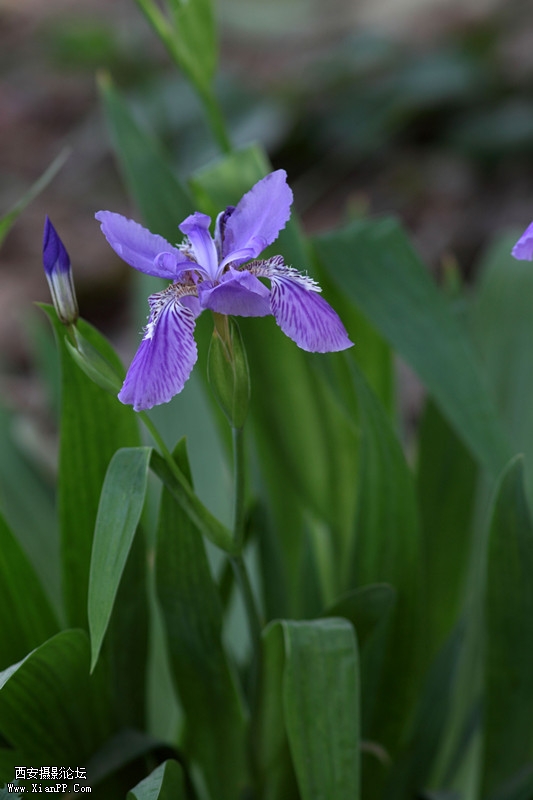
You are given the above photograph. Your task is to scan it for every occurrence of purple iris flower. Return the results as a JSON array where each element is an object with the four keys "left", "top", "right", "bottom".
[
  {"left": 512, "top": 221, "right": 533, "bottom": 260},
  {"left": 96, "top": 170, "right": 352, "bottom": 411}
]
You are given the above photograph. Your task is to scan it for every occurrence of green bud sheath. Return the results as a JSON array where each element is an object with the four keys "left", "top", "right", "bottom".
[
  {"left": 66, "top": 326, "right": 123, "bottom": 396},
  {"left": 207, "top": 314, "right": 250, "bottom": 429}
]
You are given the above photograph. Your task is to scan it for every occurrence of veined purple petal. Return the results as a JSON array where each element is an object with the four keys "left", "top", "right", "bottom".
[
  {"left": 118, "top": 289, "right": 198, "bottom": 411},
  {"left": 270, "top": 274, "right": 353, "bottom": 352},
  {"left": 512, "top": 221, "right": 533, "bottom": 260},
  {"left": 96, "top": 211, "right": 188, "bottom": 279},
  {"left": 179, "top": 212, "right": 219, "bottom": 279},
  {"left": 220, "top": 171, "right": 293, "bottom": 265},
  {"left": 198, "top": 267, "right": 271, "bottom": 317}
]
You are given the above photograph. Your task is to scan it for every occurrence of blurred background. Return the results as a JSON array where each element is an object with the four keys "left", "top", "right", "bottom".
[{"left": 1, "top": 0, "right": 533, "bottom": 421}]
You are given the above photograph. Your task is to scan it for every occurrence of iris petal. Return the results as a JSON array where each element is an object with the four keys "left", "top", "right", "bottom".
[
  {"left": 179, "top": 212, "right": 219, "bottom": 279},
  {"left": 95, "top": 211, "right": 188, "bottom": 279},
  {"left": 221, "top": 170, "right": 293, "bottom": 265},
  {"left": 198, "top": 268, "right": 271, "bottom": 317},
  {"left": 270, "top": 275, "right": 353, "bottom": 352},
  {"left": 118, "top": 291, "right": 198, "bottom": 411},
  {"left": 512, "top": 221, "right": 533, "bottom": 260}
]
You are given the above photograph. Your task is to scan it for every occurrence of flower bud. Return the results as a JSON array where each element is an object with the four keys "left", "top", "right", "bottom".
[
  {"left": 42, "top": 216, "right": 79, "bottom": 325},
  {"left": 207, "top": 314, "right": 250, "bottom": 429}
]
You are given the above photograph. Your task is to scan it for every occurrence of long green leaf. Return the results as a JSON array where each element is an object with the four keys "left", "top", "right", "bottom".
[
  {"left": 416, "top": 399, "right": 477, "bottom": 659},
  {"left": 0, "top": 511, "right": 58, "bottom": 671},
  {"left": 155, "top": 440, "right": 247, "bottom": 800},
  {"left": 88, "top": 446, "right": 151, "bottom": 671},
  {"left": 483, "top": 456, "right": 533, "bottom": 794},
  {"left": 258, "top": 618, "right": 360, "bottom": 800},
  {"left": 314, "top": 218, "right": 510, "bottom": 479},
  {"left": 127, "top": 760, "right": 186, "bottom": 800}
]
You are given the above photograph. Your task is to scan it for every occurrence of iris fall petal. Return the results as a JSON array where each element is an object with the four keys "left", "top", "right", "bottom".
[
  {"left": 270, "top": 276, "right": 353, "bottom": 352},
  {"left": 118, "top": 293, "right": 198, "bottom": 411}
]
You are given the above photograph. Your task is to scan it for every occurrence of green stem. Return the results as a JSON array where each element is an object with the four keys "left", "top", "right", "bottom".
[
  {"left": 133, "top": 0, "right": 231, "bottom": 155},
  {"left": 230, "top": 423, "right": 262, "bottom": 728},
  {"left": 138, "top": 410, "right": 176, "bottom": 468},
  {"left": 232, "top": 426, "right": 247, "bottom": 552},
  {"left": 231, "top": 553, "right": 262, "bottom": 652},
  {"left": 198, "top": 84, "right": 232, "bottom": 155}
]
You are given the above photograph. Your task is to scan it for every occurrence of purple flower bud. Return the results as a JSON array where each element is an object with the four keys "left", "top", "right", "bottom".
[{"left": 42, "top": 217, "right": 79, "bottom": 325}]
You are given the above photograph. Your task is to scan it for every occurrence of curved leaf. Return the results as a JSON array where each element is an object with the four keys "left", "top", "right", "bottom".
[{"left": 88, "top": 446, "right": 152, "bottom": 671}]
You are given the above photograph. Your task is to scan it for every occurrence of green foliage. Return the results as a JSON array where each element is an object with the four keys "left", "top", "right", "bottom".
[{"left": 3, "top": 7, "right": 533, "bottom": 798}]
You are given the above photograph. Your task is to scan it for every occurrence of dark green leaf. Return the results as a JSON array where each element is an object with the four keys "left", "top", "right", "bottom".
[
  {"left": 483, "top": 456, "right": 533, "bottom": 793},
  {"left": 323, "top": 583, "right": 396, "bottom": 656},
  {"left": 416, "top": 399, "right": 477, "bottom": 659},
  {"left": 487, "top": 764, "right": 533, "bottom": 800},
  {"left": 385, "top": 625, "right": 464, "bottom": 800},
  {"left": 0, "top": 631, "right": 111, "bottom": 777},
  {"left": 0, "top": 510, "right": 58, "bottom": 671}
]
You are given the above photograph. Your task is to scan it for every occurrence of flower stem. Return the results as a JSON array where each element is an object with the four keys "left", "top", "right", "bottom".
[
  {"left": 138, "top": 410, "right": 176, "bottom": 467},
  {"left": 232, "top": 426, "right": 246, "bottom": 552},
  {"left": 230, "top": 424, "right": 262, "bottom": 707},
  {"left": 231, "top": 553, "right": 262, "bottom": 652}
]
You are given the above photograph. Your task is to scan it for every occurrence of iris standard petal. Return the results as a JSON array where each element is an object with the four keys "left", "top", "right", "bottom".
[
  {"left": 512, "top": 221, "right": 533, "bottom": 260},
  {"left": 179, "top": 212, "right": 219, "bottom": 279},
  {"left": 118, "top": 291, "right": 198, "bottom": 411},
  {"left": 220, "top": 170, "right": 293, "bottom": 265},
  {"left": 270, "top": 275, "right": 353, "bottom": 352},
  {"left": 198, "top": 267, "right": 271, "bottom": 317},
  {"left": 95, "top": 211, "right": 189, "bottom": 279}
]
